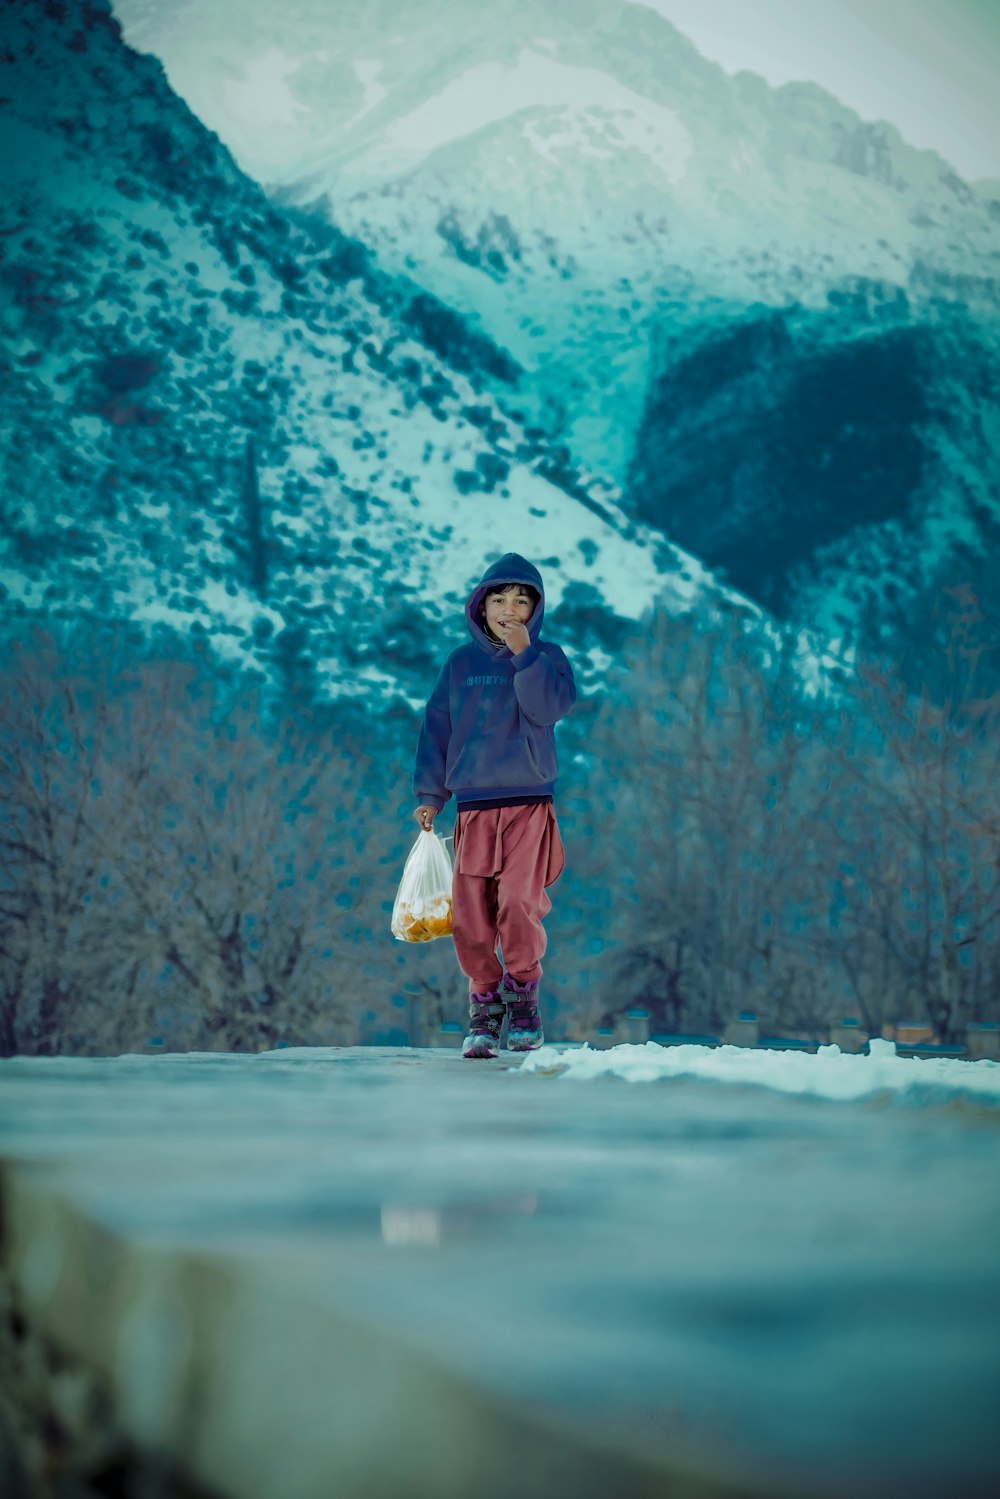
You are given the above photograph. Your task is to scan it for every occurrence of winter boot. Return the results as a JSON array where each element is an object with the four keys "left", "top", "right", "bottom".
[
  {"left": 462, "top": 989, "right": 505, "bottom": 1059},
  {"left": 503, "top": 976, "right": 544, "bottom": 1051}
]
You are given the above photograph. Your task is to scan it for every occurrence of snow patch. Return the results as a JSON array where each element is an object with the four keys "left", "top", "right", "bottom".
[
  {"left": 522, "top": 99, "right": 690, "bottom": 182},
  {"left": 286, "top": 442, "right": 320, "bottom": 472},
  {"left": 521, "top": 1038, "right": 1000, "bottom": 1107},
  {"left": 343, "top": 47, "right": 691, "bottom": 183},
  {"left": 343, "top": 58, "right": 388, "bottom": 132},
  {"left": 223, "top": 47, "right": 307, "bottom": 132}
]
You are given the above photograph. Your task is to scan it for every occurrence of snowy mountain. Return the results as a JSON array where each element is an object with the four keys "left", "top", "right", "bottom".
[
  {"left": 0, "top": 0, "right": 743, "bottom": 709},
  {"left": 108, "top": 0, "right": 1000, "bottom": 658}
]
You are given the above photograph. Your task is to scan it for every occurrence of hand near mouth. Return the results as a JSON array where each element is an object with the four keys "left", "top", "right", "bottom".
[{"left": 498, "top": 618, "right": 531, "bottom": 654}]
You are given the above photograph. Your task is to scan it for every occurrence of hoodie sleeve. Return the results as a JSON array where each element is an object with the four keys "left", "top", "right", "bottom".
[
  {"left": 511, "top": 642, "right": 577, "bottom": 726},
  {"left": 413, "top": 659, "right": 453, "bottom": 809}
]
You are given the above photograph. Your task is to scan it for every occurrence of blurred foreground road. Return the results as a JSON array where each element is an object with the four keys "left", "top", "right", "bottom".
[{"left": 1, "top": 1045, "right": 998, "bottom": 1499}]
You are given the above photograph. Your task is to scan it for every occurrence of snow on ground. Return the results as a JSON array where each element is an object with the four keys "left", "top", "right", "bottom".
[{"left": 520, "top": 1037, "right": 1000, "bottom": 1106}]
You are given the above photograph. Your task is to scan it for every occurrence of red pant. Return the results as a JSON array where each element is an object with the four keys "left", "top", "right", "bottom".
[{"left": 452, "top": 804, "right": 565, "bottom": 991}]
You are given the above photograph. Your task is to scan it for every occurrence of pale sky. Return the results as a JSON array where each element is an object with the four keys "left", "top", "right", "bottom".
[{"left": 640, "top": 0, "right": 1000, "bottom": 181}]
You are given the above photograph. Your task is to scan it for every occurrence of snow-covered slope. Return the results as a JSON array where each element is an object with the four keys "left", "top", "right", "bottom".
[
  {"left": 109, "top": 0, "right": 1000, "bottom": 657},
  {"left": 1, "top": 0, "right": 749, "bottom": 708}
]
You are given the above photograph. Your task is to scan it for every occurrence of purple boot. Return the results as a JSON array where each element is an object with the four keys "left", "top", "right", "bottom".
[
  {"left": 462, "top": 989, "right": 505, "bottom": 1059},
  {"left": 503, "top": 976, "right": 544, "bottom": 1051}
]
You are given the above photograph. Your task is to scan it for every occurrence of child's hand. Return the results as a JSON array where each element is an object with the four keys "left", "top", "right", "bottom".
[
  {"left": 498, "top": 618, "right": 530, "bottom": 654},
  {"left": 414, "top": 805, "right": 438, "bottom": 831}
]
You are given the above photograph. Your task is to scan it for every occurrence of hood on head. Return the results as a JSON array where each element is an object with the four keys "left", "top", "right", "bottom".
[{"left": 466, "top": 553, "right": 545, "bottom": 655}]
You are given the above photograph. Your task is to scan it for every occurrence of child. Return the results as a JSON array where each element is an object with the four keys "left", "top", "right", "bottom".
[{"left": 412, "top": 553, "right": 576, "bottom": 1058}]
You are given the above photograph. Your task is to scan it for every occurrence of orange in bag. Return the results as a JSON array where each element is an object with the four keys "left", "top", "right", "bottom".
[{"left": 391, "top": 830, "right": 453, "bottom": 943}]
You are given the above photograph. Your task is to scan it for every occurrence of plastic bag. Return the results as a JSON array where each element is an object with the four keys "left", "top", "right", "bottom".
[{"left": 391, "top": 830, "right": 454, "bottom": 942}]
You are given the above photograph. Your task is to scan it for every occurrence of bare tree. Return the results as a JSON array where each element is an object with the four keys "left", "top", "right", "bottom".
[
  {"left": 574, "top": 595, "right": 999, "bottom": 1044},
  {"left": 0, "top": 626, "right": 159, "bottom": 1053},
  {"left": 821, "top": 649, "right": 1000, "bottom": 1042},
  {"left": 0, "top": 623, "right": 392, "bottom": 1054}
]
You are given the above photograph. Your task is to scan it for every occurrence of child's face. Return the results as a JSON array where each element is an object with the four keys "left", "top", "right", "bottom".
[{"left": 482, "top": 586, "right": 535, "bottom": 638}]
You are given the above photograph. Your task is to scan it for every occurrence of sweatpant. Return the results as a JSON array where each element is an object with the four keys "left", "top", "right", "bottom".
[{"left": 451, "top": 803, "right": 565, "bottom": 992}]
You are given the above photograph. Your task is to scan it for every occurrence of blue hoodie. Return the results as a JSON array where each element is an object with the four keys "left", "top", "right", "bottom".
[{"left": 413, "top": 553, "right": 577, "bottom": 811}]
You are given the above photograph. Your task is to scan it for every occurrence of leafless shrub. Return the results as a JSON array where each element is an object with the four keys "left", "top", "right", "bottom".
[{"left": 0, "top": 623, "right": 390, "bottom": 1055}]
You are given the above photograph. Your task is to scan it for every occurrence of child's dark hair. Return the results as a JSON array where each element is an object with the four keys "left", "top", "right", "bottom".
[{"left": 478, "top": 581, "right": 540, "bottom": 644}]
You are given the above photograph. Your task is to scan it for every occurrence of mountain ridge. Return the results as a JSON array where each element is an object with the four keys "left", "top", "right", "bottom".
[
  {"left": 2, "top": 0, "right": 760, "bottom": 713},
  {"left": 106, "top": 0, "right": 1000, "bottom": 658}
]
